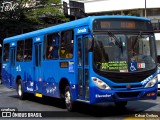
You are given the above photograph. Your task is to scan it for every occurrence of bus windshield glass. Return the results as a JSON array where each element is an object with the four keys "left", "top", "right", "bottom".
[{"left": 93, "top": 32, "right": 156, "bottom": 72}]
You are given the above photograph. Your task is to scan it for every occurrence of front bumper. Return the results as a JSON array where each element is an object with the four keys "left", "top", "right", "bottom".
[{"left": 90, "top": 85, "right": 158, "bottom": 104}]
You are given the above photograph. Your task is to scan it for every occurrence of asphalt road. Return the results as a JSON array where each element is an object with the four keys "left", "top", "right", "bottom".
[{"left": 0, "top": 85, "right": 160, "bottom": 120}]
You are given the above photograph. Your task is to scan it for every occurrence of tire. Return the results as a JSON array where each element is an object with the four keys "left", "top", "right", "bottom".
[
  {"left": 114, "top": 101, "right": 127, "bottom": 108},
  {"left": 17, "top": 80, "right": 26, "bottom": 100},
  {"left": 64, "top": 85, "right": 75, "bottom": 112}
]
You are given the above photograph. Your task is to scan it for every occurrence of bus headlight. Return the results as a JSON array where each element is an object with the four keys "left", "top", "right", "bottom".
[
  {"left": 91, "top": 77, "right": 111, "bottom": 90},
  {"left": 145, "top": 76, "right": 157, "bottom": 88}
]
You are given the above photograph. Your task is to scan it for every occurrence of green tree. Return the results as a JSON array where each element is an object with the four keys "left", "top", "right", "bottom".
[
  {"left": 0, "top": 0, "right": 68, "bottom": 38},
  {"left": 25, "top": 0, "right": 69, "bottom": 26}
]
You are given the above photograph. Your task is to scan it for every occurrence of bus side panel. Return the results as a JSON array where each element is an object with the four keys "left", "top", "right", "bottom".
[
  {"left": 21, "top": 62, "right": 34, "bottom": 93},
  {"left": 41, "top": 60, "right": 76, "bottom": 98},
  {"left": 9, "top": 62, "right": 33, "bottom": 92},
  {"left": 40, "top": 61, "right": 58, "bottom": 97}
]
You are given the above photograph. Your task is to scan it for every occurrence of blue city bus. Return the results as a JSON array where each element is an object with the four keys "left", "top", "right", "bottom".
[{"left": 2, "top": 16, "right": 158, "bottom": 111}]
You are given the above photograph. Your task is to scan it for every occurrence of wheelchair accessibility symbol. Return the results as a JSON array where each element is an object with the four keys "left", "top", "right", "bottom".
[{"left": 129, "top": 62, "right": 137, "bottom": 71}]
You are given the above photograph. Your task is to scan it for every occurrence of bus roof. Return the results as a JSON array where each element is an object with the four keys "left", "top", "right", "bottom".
[{"left": 3, "top": 15, "right": 150, "bottom": 43}]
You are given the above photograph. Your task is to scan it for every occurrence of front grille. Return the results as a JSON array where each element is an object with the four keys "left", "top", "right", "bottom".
[
  {"left": 116, "top": 91, "right": 140, "bottom": 98},
  {"left": 113, "top": 84, "right": 142, "bottom": 89}
]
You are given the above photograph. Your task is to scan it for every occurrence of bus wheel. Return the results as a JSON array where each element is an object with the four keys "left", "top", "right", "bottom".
[
  {"left": 114, "top": 101, "right": 127, "bottom": 108},
  {"left": 17, "top": 80, "right": 26, "bottom": 100},
  {"left": 64, "top": 85, "right": 75, "bottom": 111}
]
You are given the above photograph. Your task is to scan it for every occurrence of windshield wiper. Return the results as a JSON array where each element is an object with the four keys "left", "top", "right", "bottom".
[
  {"left": 107, "top": 31, "right": 122, "bottom": 48},
  {"left": 107, "top": 31, "right": 124, "bottom": 58},
  {"left": 132, "top": 31, "right": 153, "bottom": 48},
  {"left": 133, "top": 31, "right": 142, "bottom": 49}
]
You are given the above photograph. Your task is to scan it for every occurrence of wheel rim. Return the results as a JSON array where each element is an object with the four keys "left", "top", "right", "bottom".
[
  {"left": 18, "top": 84, "right": 22, "bottom": 97},
  {"left": 65, "top": 90, "right": 71, "bottom": 105}
]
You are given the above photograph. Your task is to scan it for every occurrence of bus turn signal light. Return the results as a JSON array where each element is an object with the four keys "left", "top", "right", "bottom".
[{"left": 147, "top": 92, "right": 156, "bottom": 97}]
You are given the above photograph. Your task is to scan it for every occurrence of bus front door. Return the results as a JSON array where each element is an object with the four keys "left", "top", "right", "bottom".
[
  {"left": 77, "top": 35, "right": 89, "bottom": 101},
  {"left": 9, "top": 47, "right": 16, "bottom": 87},
  {"left": 34, "top": 43, "right": 42, "bottom": 93}
]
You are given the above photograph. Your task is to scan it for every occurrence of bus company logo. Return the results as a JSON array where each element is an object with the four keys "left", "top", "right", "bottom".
[
  {"left": 36, "top": 37, "right": 40, "bottom": 41},
  {"left": 126, "top": 84, "right": 131, "bottom": 89},
  {"left": 95, "top": 94, "right": 111, "bottom": 98},
  {"left": 77, "top": 28, "right": 87, "bottom": 34},
  {"left": 16, "top": 65, "right": 21, "bottom": 72},
  {"left": 27, "top": 87, "right": 33, "bottom": 92},
  {"left": 141, "top": 75, "right": 153, "bottom": 85}
]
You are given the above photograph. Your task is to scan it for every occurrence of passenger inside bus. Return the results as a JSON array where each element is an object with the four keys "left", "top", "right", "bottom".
[
  {"left": 66, "top": 43, "right": 73, "bottom": 58},
  {"left": 16, "top": 46, "right": 24, "bottom": 61},
  {"left": 47, "top": 37, "right": 59, "bottom": 59},
  {"left": 60, "top": 40, "right": 67, "bottom": 58},
  {"left": 66, "top": 52, "right": 73, "bottom": 58},
  {"left": 48, "top": 46, "right": 53, "bottom": 59}
]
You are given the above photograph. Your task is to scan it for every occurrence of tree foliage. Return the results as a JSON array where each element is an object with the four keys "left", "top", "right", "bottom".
[
  {"left": 0, "top": 0, "right": 68, "bottom": 38},
  {"left": 24, "top": 0, "right": 69, "bottom": 25}
]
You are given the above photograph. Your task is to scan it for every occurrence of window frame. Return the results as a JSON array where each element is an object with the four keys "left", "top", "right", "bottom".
[
  {"left": 44, "top": 32, "right": 60, "bottom": 60},
  {"left": 24, "top": 38, "right": 33, "bottom": 61},
  {"left": 60, "top": 29, "right": 74, "bottom": 59}
]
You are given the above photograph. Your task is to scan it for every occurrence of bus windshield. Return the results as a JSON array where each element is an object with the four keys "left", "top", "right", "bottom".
[{"left": 93, "top": 32, "right": 156, "bottom": 72}]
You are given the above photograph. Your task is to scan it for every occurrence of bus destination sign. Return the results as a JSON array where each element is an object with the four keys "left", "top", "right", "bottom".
[{"left": 93, "top": 19, "right": 152, "bottom": 31}]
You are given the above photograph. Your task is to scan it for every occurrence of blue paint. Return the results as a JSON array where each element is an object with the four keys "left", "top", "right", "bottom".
[{"left": 2, "top": 15, "right": 158, "bottom": 106}]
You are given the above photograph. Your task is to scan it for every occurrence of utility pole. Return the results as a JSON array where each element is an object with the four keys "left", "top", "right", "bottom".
[{"left": 145, "top": 0, "right": 147, "bottom": 17}]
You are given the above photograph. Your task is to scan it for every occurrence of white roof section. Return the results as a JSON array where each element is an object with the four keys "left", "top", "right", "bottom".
[
  {"left": 68, "top": 0, "right": 160, "bottom": 13},
  {"left": 155, "top": 33, "right": 160, "bottom": 40}
]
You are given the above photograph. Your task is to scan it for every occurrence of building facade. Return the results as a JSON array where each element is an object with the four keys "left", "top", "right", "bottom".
[
  {"left": 64, "top": 0, "right": 160, "bottom": 58},
  {"left": 68, "top": 0, "right": 160, "bottom": 31}
]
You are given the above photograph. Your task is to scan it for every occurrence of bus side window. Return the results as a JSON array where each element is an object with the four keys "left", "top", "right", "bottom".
[
  {"left": 16, "top": 40, "right": 24, "bottom": 62},
  {"left": 45, "top": 33, "right": 59, "bottom": 60},
  {"left": 60, "top": 30, "right": 74, "bottom": 59},
  {"left": 24, "top": 38, "right": 32, "bottom": 61},
  {"left": 3, "top": 43, "right": 9, "bottom": 62}
]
